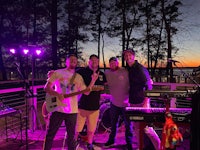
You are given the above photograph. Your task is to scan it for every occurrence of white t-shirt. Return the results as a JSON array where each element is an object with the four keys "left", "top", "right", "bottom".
[{"left": 48, "top": 69, "right": 86, "bottom": 113}]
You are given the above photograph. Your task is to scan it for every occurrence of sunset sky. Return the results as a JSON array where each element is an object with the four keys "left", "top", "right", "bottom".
[
  {"left": 81, "top": 0, "right": 200, "bottom": 68},
  {"left": 174, "top": 0, "right": 200, "bottom": 67}
]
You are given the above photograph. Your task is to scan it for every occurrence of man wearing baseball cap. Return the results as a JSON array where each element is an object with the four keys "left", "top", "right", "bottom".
[
  {"left": 123, "top": 49, "right": 153, "bottom": 149},
  {"left": 43, "top": 54, "right": 99, "bottom": 150},
  {"left": 104, "top": 57, "right": 133, "bottom": 149},
  {"left": 75, "top": 54, "right": 107, "bottom": 150},
  {"left": 123, "top": 49, "right": 152, "bottom": 104}
]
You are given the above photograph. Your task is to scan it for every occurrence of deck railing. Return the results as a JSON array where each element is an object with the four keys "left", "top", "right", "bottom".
[{"left": 0, "top": 81, "right": 198, "bottom": 137}]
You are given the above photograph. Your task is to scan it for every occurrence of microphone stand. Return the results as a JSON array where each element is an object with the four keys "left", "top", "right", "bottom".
[
  {"left": 16, "top": 64, "right": 32, "bottom": 150},
  {"left": 173, "top": 62, "right": 200, "bottom": 89},
  {"left": 173, "top": 62, "right": 200, "bottom": 150}
]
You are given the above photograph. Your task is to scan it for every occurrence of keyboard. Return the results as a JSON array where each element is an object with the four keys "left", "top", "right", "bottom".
[
  {"left": 125, "top": 107, "right": 192, "bottom": 123},
  {"left": 0, "top": 106, "right": 18, "bottom": 118}
]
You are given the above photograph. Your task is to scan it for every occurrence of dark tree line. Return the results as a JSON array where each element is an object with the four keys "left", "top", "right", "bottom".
[{"left": 0, "top": 0, "right": 182, "bottom": 81}]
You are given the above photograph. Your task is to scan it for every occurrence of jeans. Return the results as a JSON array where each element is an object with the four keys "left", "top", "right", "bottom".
[
  {"left": 108, "top": 103, "right": 133, "bottom": 145},
  {"left": 43, "top": 111, "right": 77, "bottom": 150}
]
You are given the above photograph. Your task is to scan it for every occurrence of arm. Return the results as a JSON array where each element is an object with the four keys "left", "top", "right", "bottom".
[
  {"left": 83, "top": 71, "right": 100, "bottom": 95},
  {"left": 143, "top": 67, "right": 153, "bottom": 90},
  {"left": 45, "top": 70, "right": 57, "bottom": 95},
  {"left": 47, "top": 70, "right": 55, "bottom": 78},
  {"left": 42, "top": 101, "right": 49, "bottom": 123},
  {"left": 44, "top": 72, "right": 64, "bottom": 102}
]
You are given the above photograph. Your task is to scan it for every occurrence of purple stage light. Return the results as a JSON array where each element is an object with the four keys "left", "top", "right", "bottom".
[
  {"left": 23, "top": 49, "right": 29, "bottom": 55},
  {"left": 35, "top": 49, "right": 41, "bottom": 55},
  {"left": 10, "top": 48, "right": 16, "bottom": 54}
]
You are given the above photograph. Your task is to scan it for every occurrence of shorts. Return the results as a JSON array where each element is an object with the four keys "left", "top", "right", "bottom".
[{"left": 76, "top": 109, "right": 99, "bottom": 133}]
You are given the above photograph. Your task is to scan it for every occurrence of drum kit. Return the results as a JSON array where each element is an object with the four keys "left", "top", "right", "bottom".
[{"left": 97, "top": 94, "right": 123, "bottom": 133}]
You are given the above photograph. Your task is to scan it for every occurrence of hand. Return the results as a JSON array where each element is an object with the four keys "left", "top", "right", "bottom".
[
  {"left": 150, "top": 78, "right": 153, "bottom": 84},
  {"left": 91, "top": 71, "right": 99, "bottom": 82},
  {"left": 47, "top": 70, "right": 55, "bottom": 78},
  {"left": 56, "top": 94, "right": 67, "bottom": 107},
  {"left": 57, "top": 93, "right": 64, "bottom": 102}
]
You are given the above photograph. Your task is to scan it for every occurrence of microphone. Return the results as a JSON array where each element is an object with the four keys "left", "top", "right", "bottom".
[{"left": 167, "top": 59, "right": 180, "bottom": 63}]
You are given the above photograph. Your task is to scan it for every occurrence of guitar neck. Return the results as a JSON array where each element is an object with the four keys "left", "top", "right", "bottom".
[{"left": 63, "top": 88, "right": 90, "bottom": 98}]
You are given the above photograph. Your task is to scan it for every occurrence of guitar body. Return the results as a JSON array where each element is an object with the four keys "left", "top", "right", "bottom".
[
  {"left": 45, "top": 93, "right": 66, "bottom": 113},
  {"left": 45, "top": 85, "right": 104, "bottom": 113}
]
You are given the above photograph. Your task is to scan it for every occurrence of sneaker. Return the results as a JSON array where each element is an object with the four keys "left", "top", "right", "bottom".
[
  {"left": 127, "top": 143, "right": 133, "bottom": 150},
  {"left": 104, "top": 140, "right": 114, "bottom": 148},
  {"left": 87, "top": 143, "right": 94, "bottom": 150}
]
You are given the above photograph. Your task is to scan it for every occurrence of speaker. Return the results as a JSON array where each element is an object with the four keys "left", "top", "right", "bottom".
[{"left": 191, "top": 89, "right": 200, "bottom": 150}]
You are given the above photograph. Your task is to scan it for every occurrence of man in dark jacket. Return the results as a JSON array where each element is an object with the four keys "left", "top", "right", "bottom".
[
  {"left": 123, "top": 49, "right": 154, "bottom": 150},
  {"left": 123, "top": 49, "right": 152, "bottom": 105}
]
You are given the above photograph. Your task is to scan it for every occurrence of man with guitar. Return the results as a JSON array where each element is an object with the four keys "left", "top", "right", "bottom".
[
  {"left": 43, "top": 54, "right": 99, "bottom": 150},
  {"left": 75, "top": 54, "right": 107, "bottom": 150}
]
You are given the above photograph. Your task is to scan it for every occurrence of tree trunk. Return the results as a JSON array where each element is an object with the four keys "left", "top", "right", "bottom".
[
  {"left": 51, "top": 0, "right": 58, "bottom": 70},
  {"left": 122, "top": 0, "right": 126, "bottom": 67},
  {"left": 161, "top": 0, "right": 173, "bottom": 82},
  {"left": 97, "top": 0, "right": 102, "bottom": 60},
  {"left": 0, "top": 46, "right": 7, "bottom": 80}
]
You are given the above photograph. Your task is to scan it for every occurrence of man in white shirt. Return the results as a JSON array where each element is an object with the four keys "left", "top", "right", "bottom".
[{"left": 43, "top": 54, "right": 98, "bottom": 150}]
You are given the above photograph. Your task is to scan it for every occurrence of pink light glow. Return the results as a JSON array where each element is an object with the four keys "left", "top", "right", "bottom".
[
  {"left": 35, "top": 49, "right": 41, "bottom": 55},
  {"left": 10, "top": 48, "right": 16, "bottom": 54},
  {"left": 23, "top": 49, "right": 29, "bottom": 54}
]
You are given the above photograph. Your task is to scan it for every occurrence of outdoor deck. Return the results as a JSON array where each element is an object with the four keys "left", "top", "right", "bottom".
[
  {"left": 0, "top": 82, "right": 195, "bottom": 150},
  {"left": 0, "top": 121, "right": 190, "bottom": 150}
]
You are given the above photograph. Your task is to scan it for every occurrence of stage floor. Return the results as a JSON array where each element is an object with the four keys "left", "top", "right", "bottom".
[
  {"left": 0, "top": 123, "right": 190, "bottom": 150},
  {"left": 0, "top": 124, "right": 139, "bottom": 150}
]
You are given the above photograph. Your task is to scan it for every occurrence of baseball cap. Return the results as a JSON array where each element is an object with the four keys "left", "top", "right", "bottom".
[
  {"left": 123, "top": 49, "right": 135, "bottom": 55},
  {"left": 89, "top": 54, "right": 99, "bottom": 59},
  {"left": 109, "top": 57, "right": 118, "bottom": 62},
  {"left": 66, "top": 53, "right": 77, "bottom": 59}
]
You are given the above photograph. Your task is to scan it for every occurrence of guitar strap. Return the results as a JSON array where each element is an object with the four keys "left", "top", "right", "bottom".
[
  {"left": 70, "top": 72, "right": 76, "bottom": 84},
  {"left": 68, "top": 72, "right": 77, "bottom": 91}
]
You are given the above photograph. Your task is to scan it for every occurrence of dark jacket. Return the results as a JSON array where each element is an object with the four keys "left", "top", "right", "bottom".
[{"left": 127, "top": 60, "right": 152, "bottom": 104}]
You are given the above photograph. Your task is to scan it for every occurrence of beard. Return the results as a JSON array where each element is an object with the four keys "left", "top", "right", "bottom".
[
  {"left": 68, "top": 64, "right": 76, "bottom": 69},
  {"left": 110, "top": 66, "right": 119, "bottom": 71}
]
